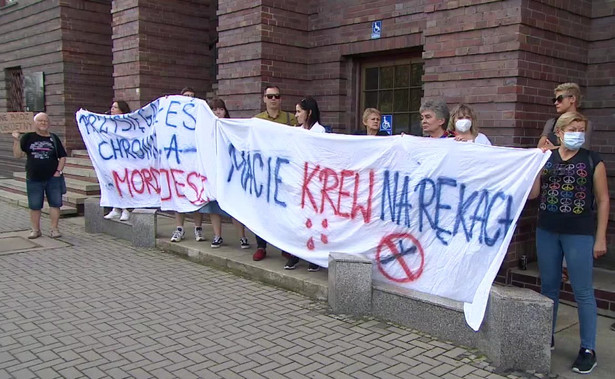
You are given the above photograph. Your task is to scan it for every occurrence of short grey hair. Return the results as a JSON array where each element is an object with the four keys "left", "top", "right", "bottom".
[{"left": 419, "top": 98, "right": 450, "bottom": 130}]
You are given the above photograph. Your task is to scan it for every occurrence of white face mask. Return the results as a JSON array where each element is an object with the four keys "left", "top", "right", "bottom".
[
  {"left": 562, "top": 132, "right": 585, "bottom": 150},
  {"left": 455, "top": 119, "right": 472, "bottom": 133}
]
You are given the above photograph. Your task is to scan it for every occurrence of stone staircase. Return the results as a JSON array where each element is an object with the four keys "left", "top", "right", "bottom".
[{"left": 0, "top": 150, "right": 100, "bottom": 216}]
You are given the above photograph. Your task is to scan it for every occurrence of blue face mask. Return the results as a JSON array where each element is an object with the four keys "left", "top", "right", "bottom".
[{"left": 562, "top": 132, "right": 585, "bottom": 150}]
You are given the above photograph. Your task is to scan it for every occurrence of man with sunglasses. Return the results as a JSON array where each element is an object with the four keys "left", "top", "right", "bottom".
[
  {"left": 538, "top": 82, "right": 592, "bottom": 149},
  {"left": 252, "top": 85, "right": 297, "bottom": 261}
]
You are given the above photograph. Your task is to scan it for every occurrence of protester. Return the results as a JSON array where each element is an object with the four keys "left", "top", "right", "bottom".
[
  {"left": 170, "top": 87, "right": 204, "bottom": 242},
  {"left": 529, "top": 111, "right": 608, "bottom": 374},
  {"left": 251, "top": 85, "right": 297, "bottom": 261},
  {"left": 284, "top": 97, "right": 326, "bottom": 271},
  {"left": 104, "top": 100, "right": 132, "bottom": 221},
  {"left": 447, "top": 104, "right": 491, "bottom": 145},
  {"left": 12, "top": 113, "right": 67, "bottom": 239},
  {"left": 538, "top": 82, "right": 591, "bottom": 150},
  {"left": 352, "top": 108, "right": 389, "bottom": 136},
  {"left": 419, "top": 99, "right": 453, "bottom": 138},
  {"left": 537, "top": 83, "right": 591, "bottom": 283},
  {"left": 199, "top": 98, "right": 250, "bottom": 249}
]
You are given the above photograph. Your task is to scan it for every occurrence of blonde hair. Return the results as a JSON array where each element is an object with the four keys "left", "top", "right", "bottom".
[
  {"left": 447, "top": 104, "right": 478, "bottom": 136},
  {"left": 362, "top": 108, "right": 381, "bottom": 124},
  {"left": 554, "top": 111, "right": 588, "bottom": 132},
  {"left": 554, "top": 82, "right": 582, "bottom": 107}
]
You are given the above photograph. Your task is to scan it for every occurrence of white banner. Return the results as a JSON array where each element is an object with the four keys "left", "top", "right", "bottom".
[{"left": 77, "top": 97, "right": 549, "bottom": 330}]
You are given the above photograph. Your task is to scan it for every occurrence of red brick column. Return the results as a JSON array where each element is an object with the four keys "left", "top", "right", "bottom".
[
  {"left": 112, "top": 0, "right": 214, "bottom": 110},
  {"left": 216, "top": 0, "right": 309, "bottom": 118}
]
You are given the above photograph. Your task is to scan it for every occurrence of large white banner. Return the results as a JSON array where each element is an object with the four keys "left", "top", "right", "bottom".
[{"left": 77, "top": 97, "right": 549, "bottom": 330}]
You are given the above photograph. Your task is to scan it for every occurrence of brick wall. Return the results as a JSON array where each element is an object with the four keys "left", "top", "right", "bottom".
[
  {"left": 112, "top": 0, "right": 214, "bottom": 109},
  {"left": 0, "top": 0, "right": 112, "bottom": 161},
  {"left": 60, "top": 0, "right": 114, "bottom": 151}
]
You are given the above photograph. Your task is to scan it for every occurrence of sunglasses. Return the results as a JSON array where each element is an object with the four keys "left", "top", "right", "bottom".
[
  {"left": 552, "top": 94, "right": 573, "bottom": 104},
  {"left": 265, "top": 94, "right": 281, "bottom": 99}
]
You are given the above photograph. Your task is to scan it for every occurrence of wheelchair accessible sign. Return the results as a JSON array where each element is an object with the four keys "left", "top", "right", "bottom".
[
  {"left": 371, "top": 21, "right": 382, "bottom": 39},
  {"left": 380, "top": 115, "right": 392, "bottom": 135}
]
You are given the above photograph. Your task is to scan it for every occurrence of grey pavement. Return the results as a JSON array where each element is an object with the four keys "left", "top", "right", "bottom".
[{"left": 0, "top": 201, "right": 612, "bottom": 378}]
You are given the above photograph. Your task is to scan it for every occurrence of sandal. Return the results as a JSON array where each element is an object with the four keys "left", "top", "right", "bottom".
[
  {"left": 50, "top": 229, "right": 62, "bottom": 239},
  {"left": 28, "top": 230, "right": 42, "bottom": 239}
]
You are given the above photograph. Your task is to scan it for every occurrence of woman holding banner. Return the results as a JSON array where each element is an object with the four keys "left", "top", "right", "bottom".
[
  {"left": 447, "top": 104, "right": 491, "bottom": 145},
  {"left": 197, "top": 98, "right": 251, "bottom": 249},
  {"left": 104, "top": 100, "right": 132, "bottom": 221},
  {"left": 284, "top": 97, "right": 327, "bottom": 272},
  {"left": 529, "top": 111, "right": 608, "bottom": 374}
]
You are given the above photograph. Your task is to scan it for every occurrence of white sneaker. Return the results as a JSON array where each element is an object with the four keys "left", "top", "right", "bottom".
[
  {"left": 170, "top": 228, "right": 185, "bottom": 242},
  {"left": 104, "top": 208, "right": 121, "bottom": 219},
  {"left": 120, "top": 209, "right": 131, "bottom": 221},
  {"left": 195, "top": 227, "right": 206, "bottom": 241}
]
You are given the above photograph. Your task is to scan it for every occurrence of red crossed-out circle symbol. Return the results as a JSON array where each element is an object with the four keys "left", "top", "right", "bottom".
[{"left": 375, "top": 233, "right": 425, "bottom": 283}]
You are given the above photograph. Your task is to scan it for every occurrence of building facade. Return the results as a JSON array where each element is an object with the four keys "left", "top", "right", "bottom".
[{"left": 1, "top": 0, "right": 614, "bottom": 278}]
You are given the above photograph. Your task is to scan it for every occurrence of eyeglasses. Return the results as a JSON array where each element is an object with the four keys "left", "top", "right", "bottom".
[
  {"left": 552, "top": 94, "right": 573, "bottom": 104},
  {"left": 265, "top": 94, "right": 281, "bottom": 99}
]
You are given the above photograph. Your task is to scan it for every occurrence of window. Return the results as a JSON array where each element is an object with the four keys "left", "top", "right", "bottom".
[
  {"left": 361, "top": 59, "right": 424, "bottom": 135},
  {"left": 5, "top": 67, "right": 24, "bottom": 112}
]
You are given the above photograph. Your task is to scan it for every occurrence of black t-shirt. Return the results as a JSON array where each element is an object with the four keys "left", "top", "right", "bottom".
[
  {"left": 20, "top": 132, "right": 67, "bottom": 181},
  {"left": 537, "top": 148, "right": 602, "bottom": 235}
]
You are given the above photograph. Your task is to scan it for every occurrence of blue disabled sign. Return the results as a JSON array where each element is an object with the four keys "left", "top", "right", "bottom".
[
  {"left": 380, "top": 115, "right": 392, "bottom": 135},
  {"left": 371, "top": 21, "right": 382, "bottom": 39}
]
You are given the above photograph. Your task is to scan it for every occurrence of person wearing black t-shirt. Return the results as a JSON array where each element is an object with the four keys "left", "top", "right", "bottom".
[
  {"left": 12, "top": 113, "right": 67, "bottom": 239},
  {"left": 529, "top": 111, "right": 608, "bottom": 374}
]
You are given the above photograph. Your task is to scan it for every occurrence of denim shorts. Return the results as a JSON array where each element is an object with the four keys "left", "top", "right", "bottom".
[
  {"left": 197, "top": 200, "right": 230, "bottom": 217},
  {"left": 26, "top": 176, "right": 63, "bottom": 210}
]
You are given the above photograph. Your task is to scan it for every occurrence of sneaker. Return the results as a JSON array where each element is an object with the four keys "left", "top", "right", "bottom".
[
  {"left": 610, "top": 322, "right": 615, "bottom": 332},
  {"left": 253, "top": 248, "right": 266, "bottom": 261},
  {"left": 195, "top": 227, "right": 206, "bottom": 241},
  {"left": 308, "top": 263, "right": 320, "bottom": 272},
  {"left": 170, "top": 227, "right": 185, "bottom": 242},
  {"left": 28, "top": 230, "right": 42, "bottom": 239},
  {"left": 284, "top": 255, "right": 300, "bottom": 270},
  {"left": 50, "top": 229, "right": 62, "bottom": 239},
  {"left": 104, "top": 208, "right": 121, "bottom": 219},
  {"left": 119, "top": 209, "right": 131, "bottom": 221},
  {"left": 572, "top": 348, "right": 597, "bottom": 374},
  {"left": 211, "top": 236, "right": 223, "bottom": 248},
  {"left": 240, "top": 237, "right": 250, "bottom": 249}
]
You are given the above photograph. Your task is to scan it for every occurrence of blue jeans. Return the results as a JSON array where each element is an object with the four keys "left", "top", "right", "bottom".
[
  {"left": 536, "top": 228, "right": 597, "bottom": 350},
  {"left": 26, "top": 176, "right": 63, "bottom": 210}
]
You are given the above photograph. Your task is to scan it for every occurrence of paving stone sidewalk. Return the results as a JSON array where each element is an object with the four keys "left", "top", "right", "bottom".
[{"left": 0, "top": 201, "right": 543, "bottom": 379}]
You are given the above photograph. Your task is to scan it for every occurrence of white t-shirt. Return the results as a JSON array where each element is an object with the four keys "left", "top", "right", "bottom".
[
  {"left": 309, "top": 122, "right": 326, "bottom": 133},
  {"left": 474, "top": 133, "right": 491, "bottom": 145}
]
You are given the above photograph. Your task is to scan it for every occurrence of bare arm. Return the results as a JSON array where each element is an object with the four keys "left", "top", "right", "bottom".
[
  {"left": 54, "top": 157, "right": 66, "bottom": 177},
  {"left": 593, "top": 161, "right": 609, "bottom": 258},
  {"left": 528, "top": 170, "right": 542, "bottom": 200},
  {"left": 11, "top": 132, "right": 24, "bottom": 158}
]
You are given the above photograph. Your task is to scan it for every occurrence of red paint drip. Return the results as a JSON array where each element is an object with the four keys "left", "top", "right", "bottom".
[
  {"left": 307, "top": 237, "right": 315, "bottom": 250},
  {"left": 306, "top": 218, "right": 313, "bottom": 229},
  {"left": 320, "top": 234, "right": 328, "bottom": 244},
  {"left": 321, "top": 219, "right": 328, "bottom": 228}
]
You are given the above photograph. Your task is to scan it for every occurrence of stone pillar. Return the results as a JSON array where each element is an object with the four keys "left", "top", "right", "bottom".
[{"left": 328, "top": 252, "right": 373, "bottom": 316}]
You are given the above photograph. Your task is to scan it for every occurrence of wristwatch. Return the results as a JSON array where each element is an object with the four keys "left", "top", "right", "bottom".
[{"left": 56, "top": 170, "right": 63, "bottom": 175}]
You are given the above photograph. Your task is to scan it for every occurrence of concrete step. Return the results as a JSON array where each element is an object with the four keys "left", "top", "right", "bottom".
[
  {"left": 0, "top": 187, "right": 78, "bottom": 216},
  {"left": 71, "top": 150, "right": 90, "bottom": 159},
  {"left": 11, "top": 173, "right": 100, "bottom": 193},
  {"left": 62, "top": 165, "right": 98, "bottom": 179},
  {"left": 65, "top": 157, "right": 93, "bottom": 168}
]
